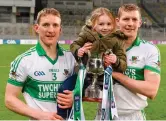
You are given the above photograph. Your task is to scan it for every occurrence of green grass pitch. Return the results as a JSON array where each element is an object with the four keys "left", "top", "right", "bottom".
[{"left": 0, "top": 44, "right": 165, "bottom": 120}]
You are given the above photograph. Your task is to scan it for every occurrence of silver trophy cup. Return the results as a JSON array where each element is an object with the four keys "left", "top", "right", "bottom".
[{"left": 83, "top": 51, "right": 104, "bottom": 102}]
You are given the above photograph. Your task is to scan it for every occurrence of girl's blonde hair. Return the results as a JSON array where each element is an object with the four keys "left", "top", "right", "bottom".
[{"left": 86, "top": 7, "right": 116, "bottom": 32}]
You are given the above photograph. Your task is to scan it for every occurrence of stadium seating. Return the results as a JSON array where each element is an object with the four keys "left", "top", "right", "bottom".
[
  {"left": 142, "top": 2, "right": 166, "bottom": 26},
  {"left": 0, "top": 23, "right": 35, "bottom": 39},
  {"left": 0, "top": 0, "right": 166, "bottom": 41}
]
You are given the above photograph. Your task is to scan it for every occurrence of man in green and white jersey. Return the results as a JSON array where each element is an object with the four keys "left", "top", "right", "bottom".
[
  {"left": 5, "top": 8, "right": 75, "bottom": 120},
  {"left": 111, "top": 4, "right": 161, "bottom": 120}
]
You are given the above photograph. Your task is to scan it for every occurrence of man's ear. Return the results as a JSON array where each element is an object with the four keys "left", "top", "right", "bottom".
[
  {"left": 139, "top": 19, "right": 142, "bottom": 28},
  {"left": 33, "top": 24, "right": 39, "bottom": 34},
  {"left": 115, "top": 18, "right": 120, "bottom": 29},
  {"left": 59, "top": 26, "right": 63, "bottom": 35},
  {"left": 60, "top": 26, "right": 62, "bottom": 34}
]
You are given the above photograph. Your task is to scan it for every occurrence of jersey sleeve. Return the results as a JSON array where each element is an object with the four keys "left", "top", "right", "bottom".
[
  {"left": 8, "top": 57, "right": 28, "bottom": 87},
  {"left": 64, "top": 51, "right": 78, "bottom": 75},
  {"left": 69, "top": 52, "right": 78, "bottom": 75},
  {"left": 144, "top": 45, "right": 161, "bottom": 74}
]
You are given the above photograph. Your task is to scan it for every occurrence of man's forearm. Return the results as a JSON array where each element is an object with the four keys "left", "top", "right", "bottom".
[
  {"left": 5, "top": 96, "right": 42, "bottom": 119},
  {"left": 112, "top": 71, "right": 160, "bottom": 99}
]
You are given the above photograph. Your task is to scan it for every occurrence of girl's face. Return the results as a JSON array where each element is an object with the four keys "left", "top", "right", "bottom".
[{"left": 93, "top": 14, "right": 113, "bottom": 36}]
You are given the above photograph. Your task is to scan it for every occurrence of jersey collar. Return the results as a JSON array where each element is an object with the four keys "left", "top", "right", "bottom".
[
  {"left": 126, "top": 36, "right": 141, "bottom": 51},
  {"left": 36, "top": 42, "right": 64, "bottom": 56}
]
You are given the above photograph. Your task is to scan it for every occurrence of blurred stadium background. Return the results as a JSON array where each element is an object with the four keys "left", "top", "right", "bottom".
[
  {"left": 0, "top": 0, "right": 166, "bottom": 41},
  {"left": 0, "top": 0, "right": 166, "bottom": 120}
]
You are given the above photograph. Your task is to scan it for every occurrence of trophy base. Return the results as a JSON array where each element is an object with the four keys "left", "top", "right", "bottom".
[{"left": 82, "top": 97, "right": 102, "bottom": 102}]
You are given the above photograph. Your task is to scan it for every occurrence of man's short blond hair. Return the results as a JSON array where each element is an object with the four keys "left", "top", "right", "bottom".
[
  {"left": 36, "top": 8, "right": 61, "bottom": 24},
  {"left": 117, "top": 4, "right": 141, "bottom": 18}
]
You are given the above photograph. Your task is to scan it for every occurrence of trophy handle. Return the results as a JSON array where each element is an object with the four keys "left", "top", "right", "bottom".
[
  {"left": 86, "top": 50, "right": 91, "bottom": 72},
  {"left": 87, "top": 50, "right": 91, "bottom": 57}
]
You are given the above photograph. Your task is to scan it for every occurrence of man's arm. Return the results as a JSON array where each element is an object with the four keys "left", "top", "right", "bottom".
[
  {"left": 112, "top": 69, "right": 160, "bottom": 99},
  {"left": 5, "top": 83, "right": 63, "bottom": 120}
]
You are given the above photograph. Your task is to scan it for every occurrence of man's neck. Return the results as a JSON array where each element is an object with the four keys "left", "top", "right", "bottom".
[
  {"left": 125, "top": 36, "right": 137, "bottom": 49},
  {"left": 40, "top": 41, "right": 57, "bottom": 60}
]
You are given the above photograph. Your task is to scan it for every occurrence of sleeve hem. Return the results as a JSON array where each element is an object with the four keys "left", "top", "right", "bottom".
[
  {"left": 144, "top": 65, "right": 160, "bottom": 74},
  {"left": 8, "top": 78, "right": 24, "bottom": 87}
]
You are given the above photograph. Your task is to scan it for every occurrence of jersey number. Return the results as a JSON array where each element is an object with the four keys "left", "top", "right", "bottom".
[{"left": 52, "top": 73, "right": 57, "bottom": 80}]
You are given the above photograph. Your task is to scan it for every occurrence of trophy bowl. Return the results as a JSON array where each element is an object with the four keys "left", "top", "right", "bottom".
[{"left": 83, "top": 55, "right": 104, "bottom": 102}]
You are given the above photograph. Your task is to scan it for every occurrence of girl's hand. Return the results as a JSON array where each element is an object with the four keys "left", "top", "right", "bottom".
[
  {"left": 77, "top": 42, "right": 92, "bottom": 57},
  {"left": 103, "top": 54, "right": 117, "bottom": 67},
  {"left": 77, "top": 47, "right": 85, "bottom": 57},
  {"left": 109, "top": 54, "right": 117, "bottom": 64}
]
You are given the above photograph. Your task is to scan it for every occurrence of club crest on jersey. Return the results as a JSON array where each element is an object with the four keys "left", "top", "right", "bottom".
[
  {"left": 130, "top": 56, "right": 140, "bottom": 64},
  {"left": 10, "top": 71, "right": 19, "bottom": 80},
  {"left": 63, "top": 69, "right": 69, "bottom": 76}
]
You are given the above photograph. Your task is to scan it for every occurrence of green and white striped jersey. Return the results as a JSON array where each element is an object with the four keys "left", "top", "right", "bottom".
[
  {"left": 113, "top": 37, "right": 160, "bottom": 115},
  {"left": 8, "top": 42, "right": 76, "bottom": 112}
]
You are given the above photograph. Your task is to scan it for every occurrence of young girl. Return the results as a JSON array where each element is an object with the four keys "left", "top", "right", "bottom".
[
  {"left": 70, "top": 7, "right": 127, "bottom": 101},
  {"left": 70, "top": 7, "right": 127, "bottom": 73}
]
